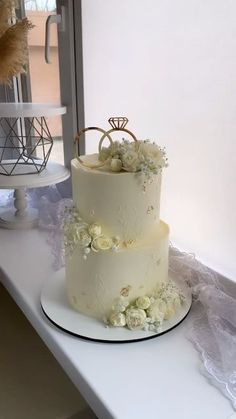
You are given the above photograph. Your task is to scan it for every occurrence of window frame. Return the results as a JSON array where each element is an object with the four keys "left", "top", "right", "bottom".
[{"left": 1, "top": 0, "right": 85, "bottom": 168}]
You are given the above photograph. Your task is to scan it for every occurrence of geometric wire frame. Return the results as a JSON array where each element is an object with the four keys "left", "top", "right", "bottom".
[{"left": 0, "top": 116, "right": 53, "bottom": 175}]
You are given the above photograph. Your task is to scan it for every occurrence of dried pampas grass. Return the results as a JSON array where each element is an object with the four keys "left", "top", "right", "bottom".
[
  {"left": 0, "top": 18, "right": 34, "bottom": 84},
  {"left": 0, "top": 0, "right": 33, "bottom": 84},
  {"left": 0, "top": 0, "right": 18, "bottom": 35}
]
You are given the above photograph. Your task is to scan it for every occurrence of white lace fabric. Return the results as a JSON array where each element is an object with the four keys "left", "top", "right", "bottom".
[{"left": 169, "top": 246, "right": 236, "bottom": 409}]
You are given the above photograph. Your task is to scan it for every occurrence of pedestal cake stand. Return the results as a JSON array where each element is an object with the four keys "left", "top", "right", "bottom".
[
  {"left": 0, "top": 161, "right": 70, "bottom": 229},
  {"left": 41, "top": 270, "right": 192, "bottom": 343},
  {"left": 0, "top": 102, "right": 69, "bottom": 229}
]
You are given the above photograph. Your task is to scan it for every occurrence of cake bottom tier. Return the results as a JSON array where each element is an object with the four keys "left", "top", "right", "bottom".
[{"left": 65, "top": 221, "right": 169, "bottom": 320}]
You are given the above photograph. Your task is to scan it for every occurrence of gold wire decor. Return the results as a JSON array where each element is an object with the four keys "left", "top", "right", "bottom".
[{"left": 0, "top": 0, "right": 33, "bottom": 84}]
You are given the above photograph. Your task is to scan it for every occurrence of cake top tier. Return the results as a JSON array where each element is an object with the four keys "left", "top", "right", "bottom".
[{"left": 74, "top": 117, "right": 168, "bottom": 176}]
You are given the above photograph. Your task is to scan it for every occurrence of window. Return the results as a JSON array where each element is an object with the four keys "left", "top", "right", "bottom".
[{"left": 1, "top": 0, "right": 85, "bottom": 167}]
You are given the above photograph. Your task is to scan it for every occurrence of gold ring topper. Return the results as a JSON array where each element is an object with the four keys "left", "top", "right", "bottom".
[
  {"left": 74, "top": 117, "right": 168, "bottom": 174},
  {"left": 74, "top": 117, "right": 137, "bottom": 170}
]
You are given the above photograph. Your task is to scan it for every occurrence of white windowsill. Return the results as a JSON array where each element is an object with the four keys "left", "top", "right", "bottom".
[{"left": 0, "top": 227, "right": 234, "bottom": 419}]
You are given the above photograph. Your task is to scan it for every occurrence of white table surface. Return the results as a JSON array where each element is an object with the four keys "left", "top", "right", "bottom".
[{"left": 0, "top": 228, "right": 234, "bottom": 419}]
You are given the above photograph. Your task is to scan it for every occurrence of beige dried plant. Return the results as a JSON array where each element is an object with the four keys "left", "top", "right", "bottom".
[
  {"left": 0, "top": 0, "right": 18, "bottom": 36},
  {"left": 0, "top": 0, "right": 33, "bottom": 84}
]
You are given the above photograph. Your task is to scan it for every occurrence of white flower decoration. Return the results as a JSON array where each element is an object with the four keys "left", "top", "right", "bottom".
[
  {"left": 77, "top": 228, "right": 91, "bottom": 248},
  {"left": 110, "top": 158, "right": 122, "bottom": 172},
  {"left": 147, "top": 302, "right": 165, "bottom": 323},
  {"left": 91, "top": 235, "right": 113, "bottom": 251},
  {"left": 163, "top": 305, "right": 176, "bottom": 320},
  {"left": 109, "top": 312, "right": 126, "bottom": 327},
  {"left": 122, "top": 149, "right": 140, "bottom": 172},
  {"left": 137, "top": 141, "right": 166, "bottom": 168},
  {"left": 98, "top": 139, "right": 167, "bottom": 176},
  {"left": 125, "top": 308, "right": 146, "bottom": 330},
  {"left": 136, "top": 296, "right": 151, "bottom": 310},
  {"left": 88, "top": 223, "right": 102, "bottom": 238}
]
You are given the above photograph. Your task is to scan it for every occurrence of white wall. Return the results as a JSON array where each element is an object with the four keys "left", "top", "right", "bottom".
[{"left": 82, "top": 0, "right": 236, "bottom": 280}]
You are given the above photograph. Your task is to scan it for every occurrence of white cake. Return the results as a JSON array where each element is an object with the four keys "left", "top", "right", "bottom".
[{"left": 64, "top": 119, "right": 183, "bottom": 331}]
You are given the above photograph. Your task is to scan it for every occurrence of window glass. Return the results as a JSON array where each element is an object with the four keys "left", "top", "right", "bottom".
[{"left": 24, "top": 0, "right": 64, "bottom": 164}]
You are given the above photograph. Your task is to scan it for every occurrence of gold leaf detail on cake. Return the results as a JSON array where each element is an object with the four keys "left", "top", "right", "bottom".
[
  {"left": 120, "top": 285, "right": 132, "bottom": 297},
  {"left": 123, "top": 239, "right": 135, "bottom": 248},
  {"left": 147, "top": 205, "right": 154, "bottom": 214}
]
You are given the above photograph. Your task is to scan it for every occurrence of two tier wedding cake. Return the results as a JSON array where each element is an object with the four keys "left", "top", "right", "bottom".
[{"left": 64, "top": 118, "right": 184, "bottom": 332}]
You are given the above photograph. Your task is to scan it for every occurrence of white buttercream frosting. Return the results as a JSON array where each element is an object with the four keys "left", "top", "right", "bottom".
[
  {"left": 66, "top": 220, "right": 169, "bottom": 319},
  {"left": 65, "top": 152, "right": 170, "bottom": 322},
  {"left": 71, "top": 156, "right": 161, "bottom": 241}
]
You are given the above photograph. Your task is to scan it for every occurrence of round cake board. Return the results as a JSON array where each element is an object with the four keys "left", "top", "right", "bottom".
[{"left": 41, "top": 270, "right": 192, "bottom": 343}]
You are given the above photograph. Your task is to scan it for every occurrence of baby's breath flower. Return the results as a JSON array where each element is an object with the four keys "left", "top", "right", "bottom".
[
  {"left": 147, "top": 302, "right": 165, "bottom": 324},
  {"left": 77, "top": 229, "right": 91, "bottom": 248}
]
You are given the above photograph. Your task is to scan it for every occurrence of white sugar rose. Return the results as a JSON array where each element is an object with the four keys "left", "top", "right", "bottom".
[
  {"left": 126, "top": 308, "right": 146, "bottom": 330},
  {"left": 136, "top": 296, "right": 151, "bottom": 310},
  {"left": 91, "top": 235, "right": 113, "bottom": 251},
  {"left": 88, "top": 223, "right": 102, "bottom": 238},
  {"left": 77, "top": 228, "right": 91, "bottom": 248},
  {"left": 109, "top": 312, "right": 126, "bottom": 327},
  {"left": 110, "top": 158, "right": 122, "bottom": 172},
  {"left": 138, "top": 141, "right": 166, "bottom": 167},
  {"left": 122, "top": 150, "right": 140, "bottom": 172}
]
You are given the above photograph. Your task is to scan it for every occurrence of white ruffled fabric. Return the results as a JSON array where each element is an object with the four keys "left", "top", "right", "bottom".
[{"left": 1, "top": 188, "right": 236, "bottom": 409}]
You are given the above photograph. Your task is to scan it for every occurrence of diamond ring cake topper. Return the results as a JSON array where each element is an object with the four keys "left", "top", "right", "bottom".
[
  {"left": 108, "top": 117, "right": 129, "bottom": 130},
  {"left": 74, "top": 117, "right": 137, "bottom": 169},
  {"left": 74, "top": 117, "right": 168, "bottom": 174}
]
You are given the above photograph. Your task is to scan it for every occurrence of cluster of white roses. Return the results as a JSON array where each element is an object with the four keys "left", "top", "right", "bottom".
[
  {"left": 107, "top": 281, "right": 185, "bottom": 332},
  {"left": 99, "top": 139, "right": 168, "bottom": 175},
  {"left": 64, "top": 207, "right": 120, "bottom": 259}
]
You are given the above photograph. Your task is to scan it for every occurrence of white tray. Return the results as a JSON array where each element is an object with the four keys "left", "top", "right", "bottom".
[{"left": 41, "top": 270, "right": 192, "bottom": 343}]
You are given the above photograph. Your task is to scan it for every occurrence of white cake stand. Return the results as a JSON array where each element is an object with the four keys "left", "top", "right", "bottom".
[
  {"left": 0, "top": 160, "right": 70, "bottom": 229},
  {"left": 0, "top": 102, "right": 67, "bottom": 118},
  {"left": 41, "top": 270, "right": 192, "bottom": 343}
]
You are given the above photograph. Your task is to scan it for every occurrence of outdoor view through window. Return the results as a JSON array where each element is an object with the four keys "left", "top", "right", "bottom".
[{"left": 25, "top": 0, "right": 64, "bottom": 164}]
